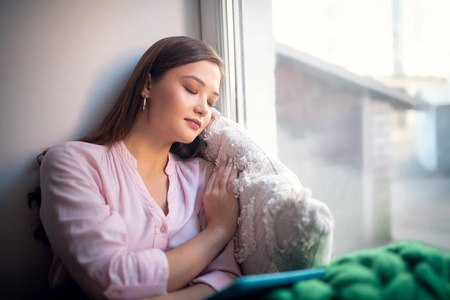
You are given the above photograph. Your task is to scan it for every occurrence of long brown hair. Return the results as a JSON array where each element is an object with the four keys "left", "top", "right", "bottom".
[
  {"left": 29, "top": 37, "right": 224, "bottom": 245},
  {"left": 80, "top": 36, "right": 224, "bottom": 158}
]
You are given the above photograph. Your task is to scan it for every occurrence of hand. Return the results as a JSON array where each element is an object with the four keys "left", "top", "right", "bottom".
[
  {"left": 203, "top": 156, "right": 239, "bottom": 240},
  {"left": 163, "top": 156, "right": 239, "bottom": 293},
  {"left": 138, "top": 284, "right": 214, "bottom": 300}
]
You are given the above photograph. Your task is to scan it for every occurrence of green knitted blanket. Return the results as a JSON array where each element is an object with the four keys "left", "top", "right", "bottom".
[{"left": 263, "top": 241, "right": 450, "bottom": 300}]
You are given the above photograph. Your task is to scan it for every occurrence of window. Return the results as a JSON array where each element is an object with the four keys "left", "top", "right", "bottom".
[{"left": 203, "top": 0, "right": 450, "bottom": 258}]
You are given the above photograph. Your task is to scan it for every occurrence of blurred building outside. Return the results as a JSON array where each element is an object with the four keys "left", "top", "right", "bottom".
[{"left": 271, "top": 0, "right": 450, "bottom": 259}]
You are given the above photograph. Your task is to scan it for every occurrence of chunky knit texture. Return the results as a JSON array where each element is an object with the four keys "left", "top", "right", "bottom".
[
  {"left": 263, "top": 241, "right": 450, "bottom": 300},
  {"left": 201, "top": 112, "right": 333, "bottom": 275}
]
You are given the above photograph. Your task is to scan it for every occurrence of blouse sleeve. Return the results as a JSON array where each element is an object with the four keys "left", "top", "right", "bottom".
[
  {"left": 191, "top": 207, "right": 242, "bottom": 291},
  {"left": 40, "top": 144, "right": 169, "bottom": 300}
]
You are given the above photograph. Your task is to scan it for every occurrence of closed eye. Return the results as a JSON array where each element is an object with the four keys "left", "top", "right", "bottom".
[
  {"left": 184, "top": 85, "right": 215, "bottom": 107},
  {"left": 185, "top": 87, "right": 197, "bottom": 95}
]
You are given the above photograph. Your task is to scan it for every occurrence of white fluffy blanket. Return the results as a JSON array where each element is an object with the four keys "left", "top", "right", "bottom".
[{"left": 202, "top": 113, "right": 334, "bottom": 275}]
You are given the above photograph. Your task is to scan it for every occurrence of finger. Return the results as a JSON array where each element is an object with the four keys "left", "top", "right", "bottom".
[
  {"left": 219, "top": 158, "right": 234, "bottom": 188},
  {"left": 227, "top": 163, "right": 238, "bottom": 193},
  {"left": 209, "top": 156, "right": 227, "bottom": 192},
  {"left": 215, "top": 155, "right": 228, "bottom": 179},
  {"left": 204, "top": 169, "right": 217, "bottom": 195},
  {"left": 229, "top": 163, "right": 238, "bottom": 180}
]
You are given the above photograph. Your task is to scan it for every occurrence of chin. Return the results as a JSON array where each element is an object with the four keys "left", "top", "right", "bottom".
[{"left": 177, "top": 135, "right": 199, "bottom": 145}]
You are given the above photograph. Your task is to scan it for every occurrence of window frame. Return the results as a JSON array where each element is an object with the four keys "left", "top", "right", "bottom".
[
  {"left": 200, "top": 0, "right": 278, "bottom": 155},
  {"left": 200, "top": 0, "right": 245, "bottom": 124}
]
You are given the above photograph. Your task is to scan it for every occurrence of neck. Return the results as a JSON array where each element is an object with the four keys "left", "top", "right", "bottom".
[{"left": 123, "top": 124, "right": 172, "bottom": 176}]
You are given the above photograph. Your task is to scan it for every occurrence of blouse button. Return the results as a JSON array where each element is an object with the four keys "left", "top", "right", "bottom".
[{"left": 160, "top": 226, "right": 166, "bottom": 233}]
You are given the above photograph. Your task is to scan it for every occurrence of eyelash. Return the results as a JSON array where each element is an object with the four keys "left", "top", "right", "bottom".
[
  {"left": 185, "top": 87, "right": 197, "bottom": 95},
  {"left": 185, "top": 87, "right": 214, "bottom": 107}
]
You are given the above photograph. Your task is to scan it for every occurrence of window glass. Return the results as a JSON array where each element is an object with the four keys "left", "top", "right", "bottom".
[{"left": 244, "top": 0, "right": 450, "bottom": 258}]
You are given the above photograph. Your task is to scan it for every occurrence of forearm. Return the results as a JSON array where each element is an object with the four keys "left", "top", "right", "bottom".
[
  {"left": 139, "top": 284, "right": 215, "bottom": 300},
  {"left": 165, "top": 225, "right": 232, "bottom": 292},
  {"left": 163, "top": 156, "right": 239, "bottom": 293}
]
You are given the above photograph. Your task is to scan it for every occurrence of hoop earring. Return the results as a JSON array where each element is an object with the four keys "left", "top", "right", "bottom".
[{"left": 142, "top": 97, "right": 147, "bottom": 111}]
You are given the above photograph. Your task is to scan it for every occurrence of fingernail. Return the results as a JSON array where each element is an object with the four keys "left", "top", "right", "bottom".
[{"left": 228, "top": 158, "right": 232, "bottom": 163}]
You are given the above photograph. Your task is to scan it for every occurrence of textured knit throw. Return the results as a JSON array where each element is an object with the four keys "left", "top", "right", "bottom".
[{"left": 264, "top": 241, "right": 450, "bottom": 300}]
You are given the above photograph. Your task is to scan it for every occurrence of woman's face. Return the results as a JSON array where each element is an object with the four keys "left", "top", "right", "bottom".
[{"left": 144, "top": 60, "right": 221, "bottom": 145}]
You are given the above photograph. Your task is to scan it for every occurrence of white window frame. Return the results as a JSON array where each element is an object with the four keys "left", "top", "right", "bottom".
[
  {"left": 200, "top": 0, "right": 278, "bottom": 155},
  {"left": 200, "top": 0, "right": 245, "bottom": 124}
]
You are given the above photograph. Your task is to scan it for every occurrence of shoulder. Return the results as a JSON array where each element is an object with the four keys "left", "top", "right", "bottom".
[
  {"left": 171, "top": 155, "right": 215, "bottom": 178},
  {"left": 187, "top": 156, "right": 215, "bottom": 170},
  {"left": 41, "top": 141, "right": 108, "bottom": 170}
]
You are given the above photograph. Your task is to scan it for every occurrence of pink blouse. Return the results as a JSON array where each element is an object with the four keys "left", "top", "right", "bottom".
[{"left": 40, "top": 141, "right": 241, "bottom": 300}]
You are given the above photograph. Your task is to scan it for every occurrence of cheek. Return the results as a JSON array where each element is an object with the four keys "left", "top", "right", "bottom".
[
  {"left": 152, "top": 90, "right": 182, "bottom": 117},
  {"left": 152, "top": 81, "right": 180, "bottom": 104},
  {"left": 202, "top": 115, "right": 212, "bottom": 130},
  {"left": 161, "top": 88, "right": 178, "bottom": 104},
  {"left": 165, "top": 89, "right": 187, "bottom": 110}
]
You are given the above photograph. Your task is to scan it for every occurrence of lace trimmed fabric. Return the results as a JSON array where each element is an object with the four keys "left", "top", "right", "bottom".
[{"left": 202, "top": 112, "right": 334, "bottom": 275}]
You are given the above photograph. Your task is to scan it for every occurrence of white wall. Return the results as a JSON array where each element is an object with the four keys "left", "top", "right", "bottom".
[{"left": 0, "top": 1, "right": 201, "bottom": 299}]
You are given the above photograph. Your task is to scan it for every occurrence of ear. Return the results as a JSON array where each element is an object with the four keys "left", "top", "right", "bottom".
[{"left": 141, "top": 73, "right": 152, "bottom": 97}]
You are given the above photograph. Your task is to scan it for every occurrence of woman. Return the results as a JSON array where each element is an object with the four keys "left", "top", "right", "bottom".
[{"left": 39, "top": 36, "right": 241, "bottom": 300}]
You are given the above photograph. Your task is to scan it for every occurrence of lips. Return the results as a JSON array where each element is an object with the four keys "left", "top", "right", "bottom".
[{"left": 185, "top": 118, "right": 202, "bottom": 130}]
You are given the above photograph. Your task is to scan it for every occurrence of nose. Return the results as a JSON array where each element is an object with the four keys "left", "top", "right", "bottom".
[{"left": 194, "top": 98, "right": 209, "bottom": 116}]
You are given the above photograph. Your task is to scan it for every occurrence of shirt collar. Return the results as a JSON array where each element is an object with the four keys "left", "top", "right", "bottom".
[{"left": 114, "top": 140, "right": 177, "bottom": 175}]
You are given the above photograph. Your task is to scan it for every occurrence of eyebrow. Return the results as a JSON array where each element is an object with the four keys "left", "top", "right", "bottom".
[{"left": 181, "top": 75, "right": 220, "bottom": 97}]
